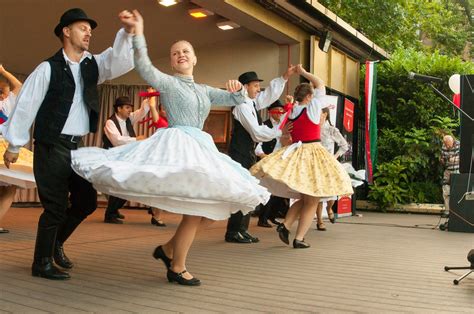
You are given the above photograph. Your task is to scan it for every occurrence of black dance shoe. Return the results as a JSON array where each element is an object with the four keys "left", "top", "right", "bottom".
[
  {"left": 104, "top": 216, "right": 123, "bottom": 224},
  {"left": 32, "top": 257, "right": 71, "bottom": 280},
  {"left": 293, "top": 239, "right": 311, "bottom": 249},
  {"left": 328, "top": 212, "right": 336, "bottom": 224},
  {"left": 225, "top": 232, "right": 252, "bottom": 244},
  {"left": 54, "top": 243, "right": 74, "bottom": 269},
  {"left": 167, "top": 269, "right": 201, "bottom": 286},
  {"left": 153, "top": 245, "right": 172, "bottom": 269},
  {"left": 151, "top": 217, "right": 166, "bottom": 227},
  {"left": 276, "top": 224, "right": 290, "bottom": 245},
  {"left": 240, "top": 231, "right": 260, "bottom": 243},
  {"left": 0, "top": 227, "right": 9, "bottom": 233},
  {"left": 257, "top": 220, "right": 273, "bottom": 228}
]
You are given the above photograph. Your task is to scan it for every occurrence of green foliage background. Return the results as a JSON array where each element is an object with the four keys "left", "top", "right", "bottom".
[{"left": 318, "top": 1, "right": 474, "bottom": 208}]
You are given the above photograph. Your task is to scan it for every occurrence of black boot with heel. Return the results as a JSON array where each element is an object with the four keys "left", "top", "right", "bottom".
[{"left": 32, "top": 226, "right": 70, "bottom": 280}]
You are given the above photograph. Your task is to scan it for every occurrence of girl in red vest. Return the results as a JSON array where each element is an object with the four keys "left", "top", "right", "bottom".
[{"left": 251, "top": 65, "right": 352, "bottom": 249}]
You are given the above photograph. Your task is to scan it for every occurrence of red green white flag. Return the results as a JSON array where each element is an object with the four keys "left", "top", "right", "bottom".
[{"left": 365, "top": 61, "right": 378, "bottom": 184}]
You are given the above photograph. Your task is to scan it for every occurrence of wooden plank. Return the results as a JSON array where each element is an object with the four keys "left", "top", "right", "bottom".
[{"left": 0, "top": 208, "right": 473, "bottom": 313}]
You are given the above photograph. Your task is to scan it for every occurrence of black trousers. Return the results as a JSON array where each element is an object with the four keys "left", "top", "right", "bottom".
[
  {"left": 33, "top": 138, "right": 97, "bottom": 258},
  {"left": 259, "top": 195, "right": 289, "bottom": 222},
  {"left": 105, "top": 196, "right": 127, "bottom": 218},
  {"left": 226, "top": 150, "right": 256, "bottom": 237}
]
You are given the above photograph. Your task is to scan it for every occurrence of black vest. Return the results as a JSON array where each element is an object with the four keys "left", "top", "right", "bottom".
[
  {"left": 228, "top": 102, "right": 262, "bottom": 169},
  {"left": 102, "top": 114, "right": 136, "bottom": 149},
  {"left": 33, "top": 49, "right": 99, "bottom": 145},
  {"left": 261, "top": 119, "right": 277, "bottom": 154}
]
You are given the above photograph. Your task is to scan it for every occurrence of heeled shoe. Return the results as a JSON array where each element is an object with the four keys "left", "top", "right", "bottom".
[
  {"left": 316, "top": 222, "right": 326, "bottom": 231},
  {"left": 293, "top": 239, "right": 311, "bottom": 249},
  {"left": 117, "top": 210, "right": 125, "bottom": 220},
  {"left": 152, "top": 245, "right": 172, "bottom": 269},
  {"left": 151, "top": 217, "right": 166, "bottom": 227},
  {"left": 328, "top": 212, "right": 336, "bottom": 224},
  {"left": 167, "top": 269, "right": 201, "bottom": 286},
  {"left": 276, "top": 224, "right": 290, "bottom": 245}
]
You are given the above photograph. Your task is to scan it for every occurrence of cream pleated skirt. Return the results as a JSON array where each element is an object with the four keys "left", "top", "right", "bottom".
[{"left": 250, "top": 141, "right": 353, "bottom": 199}]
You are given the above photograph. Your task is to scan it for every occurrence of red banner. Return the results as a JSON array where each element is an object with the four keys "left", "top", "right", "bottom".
[
  {"left": 337, "top": 196, "right": 352, "bottom": 215},
  {"left": 343, "top": 98, "right": 354, "bottom": 132}
]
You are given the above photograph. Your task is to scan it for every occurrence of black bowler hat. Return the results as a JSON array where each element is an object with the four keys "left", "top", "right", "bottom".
[
  {"left": 54, "top": 8, "right": 98, "bottom": 37},
  {"left": 114, "top": 96, "right": 133, "bottom": 108},
  {"left": 238, "top": 71, "right": 263, "bottom": 85},
  {"left": 268, "top": 100, "right": 284, "bottom": 110}
]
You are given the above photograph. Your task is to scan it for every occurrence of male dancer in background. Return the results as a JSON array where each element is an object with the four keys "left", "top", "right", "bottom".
[
  {"left": 254, "top": 99, "right": 290, "bottom": 228},
  {"left": 102, "top": 95, "right": 149, "bottom": 224},
  {"left": 225, "top": 67, "right": 295, "bottom": 243}
]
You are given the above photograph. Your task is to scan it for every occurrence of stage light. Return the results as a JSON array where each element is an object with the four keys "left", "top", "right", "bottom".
[
  {"left": 188, "top": 8, "right": 214, "bottom": 18},
  {"left": 158, "top": 0, "right": 179, "bottom": 7},
  {"left": 216, "top": 21, "right": 240, "bottom": 30}
]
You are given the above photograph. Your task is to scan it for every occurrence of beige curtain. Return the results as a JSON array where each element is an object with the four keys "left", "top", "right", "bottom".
[{"left": 16, "top": 83, "right": 154, "bottom": 207}]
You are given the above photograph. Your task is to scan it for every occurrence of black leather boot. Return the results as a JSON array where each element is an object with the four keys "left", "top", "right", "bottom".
[
  {"left": 32, "top": 226, "right": 70, "bottom": 280},
  {"left": 55, "top": 216, "right": 83, "bottom": 269},
  {"left": 32, "top": 257, "right": 70, "bottom": 280},
  {"left": 54, "top": 242, "right": 74, "bottom": 269}
]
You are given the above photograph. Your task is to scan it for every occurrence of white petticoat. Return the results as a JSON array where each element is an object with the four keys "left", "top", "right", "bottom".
[{"left": 71, "top": 126, "right": 270, "bottom": 220}]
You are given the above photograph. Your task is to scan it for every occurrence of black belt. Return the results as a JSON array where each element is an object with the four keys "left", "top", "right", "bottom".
[{"left": 59, "top": 134, "right": 82, "bottom": 143}]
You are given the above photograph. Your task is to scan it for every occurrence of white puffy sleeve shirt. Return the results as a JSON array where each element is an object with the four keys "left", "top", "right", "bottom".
[
  {"left": 232, "top": 76, "right": 287, "bottom": 142},
  {"left": 5, "top": 28, "right": 134, "bottom": 153}
]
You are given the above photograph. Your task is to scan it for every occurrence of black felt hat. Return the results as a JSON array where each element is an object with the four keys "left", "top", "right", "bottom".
[
  {"left": 54, "top": 8, "right": 97, "bottom": 37},
  {"left": 238, "top": 71, "right": 263, "bottom": 85},
  {"left": 114, "top": 96, "right": 133, "bottom": 108},
  {"left": 268, "top": 100, "right": 284, "bottom": 110}
]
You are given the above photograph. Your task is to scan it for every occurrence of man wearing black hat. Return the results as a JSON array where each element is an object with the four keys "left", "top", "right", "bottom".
[
  {"left": 102, "top": 96, "right": 149, "bottom": 224},
  {"left": 254, "top": 99, "right": 291, "bottom": 228},
  {"left": 225, "top": 67, "right": 296, "bottom": 243},
  {"left": 3, "top": 8, "right": 135, "bottom": 280}
]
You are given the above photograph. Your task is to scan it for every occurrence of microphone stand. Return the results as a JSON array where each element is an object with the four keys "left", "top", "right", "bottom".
[{"left": 428, "top": 82, "right": 474, "bottom": 122}]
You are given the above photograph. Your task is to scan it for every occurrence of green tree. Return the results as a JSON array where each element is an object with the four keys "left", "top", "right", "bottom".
[{"left": 319, "top": 0, "right": 472, "bottom": 57}]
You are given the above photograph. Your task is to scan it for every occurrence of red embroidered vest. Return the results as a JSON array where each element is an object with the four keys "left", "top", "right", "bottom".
[{"left": 289, "top": 108, "right": 320, "bottom": 143}]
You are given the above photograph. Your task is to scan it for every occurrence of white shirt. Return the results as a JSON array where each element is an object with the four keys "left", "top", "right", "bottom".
[
  {"left": 321, "top": 121, "right": 349, "bottom": 157},
  {"left": 288, "top": 87, "right": 328, "bottom": 124},
  {"left": 0, "top": 92, "right": 16, "bottom": 135},
  {"left": 232, "top": 76, "right": 286, "bottom": 142},
  {"left": 5, "top": 28, "right": 134, "bottom": 153},
  {"left": 255, "top": 117, "right": 283, "bottom": 156},
  {"left": 104, "top": 102, "right": 150, "bottom": 147}
]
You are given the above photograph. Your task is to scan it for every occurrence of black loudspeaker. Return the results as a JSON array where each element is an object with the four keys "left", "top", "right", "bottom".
[
  {"left": 459, "top": 75, "right": 474, "bottom": 173},
  {"left": 448, "top": 173, "right": 474, "bottom": 233}
]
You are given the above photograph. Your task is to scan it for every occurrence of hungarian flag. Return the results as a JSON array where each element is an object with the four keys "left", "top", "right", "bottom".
[{"left": 365, "top": 61, "right": 378, "bottom": 184}]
